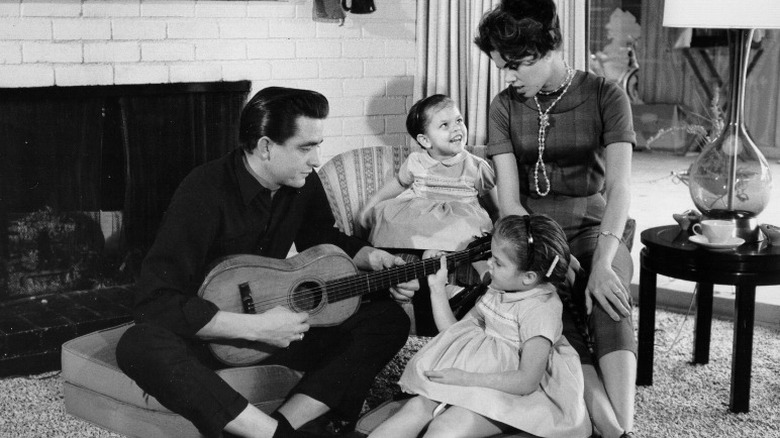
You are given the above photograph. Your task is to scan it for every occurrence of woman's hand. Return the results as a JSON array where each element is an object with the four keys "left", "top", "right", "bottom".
[
  {"left": 585, "top": 262, "right": 630, "bottom": 321},
  {"left": 424, "top": 368, "right": 472, "bottom": 386}
]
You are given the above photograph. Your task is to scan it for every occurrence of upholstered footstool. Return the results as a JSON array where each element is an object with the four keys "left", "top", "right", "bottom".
[{"left": 61, "top": 323, "right": 302, "bottom": 438}]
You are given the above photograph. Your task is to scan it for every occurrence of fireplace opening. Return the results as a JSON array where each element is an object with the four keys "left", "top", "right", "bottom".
[{"left": 0, "top": 81, "right": 251, "bottom": 300}]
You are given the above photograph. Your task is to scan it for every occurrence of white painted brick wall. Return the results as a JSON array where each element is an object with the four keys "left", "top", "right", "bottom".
[
  {"left": 23, "top": 42, "right": 82, "bottom": 63},
  {"left": 112, "top": 20, "right": 166, "bottom": 40},
  {"left": 55, "top": 64, "right": 113, "bottom": 86},
  {"left": 0, "top": 0, "right": 417, "bottom": 155},
  {"left": 0, "top": 43, "right": 22, "bottom": 64},
  {"left": 82, "top": 0, "right": 140, "bottom": 18}
]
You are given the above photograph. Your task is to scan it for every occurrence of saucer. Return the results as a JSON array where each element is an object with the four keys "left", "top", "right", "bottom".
[{"left": 688, "top": 234, "right": 745, "bottom": 250}]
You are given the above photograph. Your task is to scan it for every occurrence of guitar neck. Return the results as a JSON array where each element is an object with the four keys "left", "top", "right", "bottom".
[{"left": 324, "top": 249, "right": 478, "bottom": 304}]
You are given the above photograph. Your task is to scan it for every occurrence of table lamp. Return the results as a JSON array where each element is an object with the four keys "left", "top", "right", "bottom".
[{"left": 663, "top": 0, "right": 780, "bottom": 241}]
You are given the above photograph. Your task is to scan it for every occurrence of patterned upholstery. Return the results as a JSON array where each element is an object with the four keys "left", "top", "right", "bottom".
[
  {"left": 317, "top": 145, "right": 490, "bottom": 240},
  {"left": 318, "top": 145, "right": 412, "bottom": 239}
]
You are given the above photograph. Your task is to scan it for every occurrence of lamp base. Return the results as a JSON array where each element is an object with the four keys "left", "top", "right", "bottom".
[{"left": 702, "top": 209, "right": 761, "bottom": 242}]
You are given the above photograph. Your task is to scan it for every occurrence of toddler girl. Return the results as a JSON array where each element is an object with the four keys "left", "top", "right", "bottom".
[
  {"left": 369, "top": 214, "right": 591, "bottom": 438},
  {"left": 359, "top": 94, "right": 495, "bottom": 255}
]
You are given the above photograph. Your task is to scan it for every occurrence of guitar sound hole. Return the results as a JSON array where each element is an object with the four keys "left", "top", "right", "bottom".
[{"left": 292, "top": 281, "right": 323, "bottom": 312}]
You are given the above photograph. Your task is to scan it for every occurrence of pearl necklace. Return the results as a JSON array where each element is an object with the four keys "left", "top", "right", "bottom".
[{"left": 532, "top": 65, "right": 575, "bottom": 197}]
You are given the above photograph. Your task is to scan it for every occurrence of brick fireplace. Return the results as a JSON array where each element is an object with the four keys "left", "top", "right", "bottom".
[{"left": 0, "top": 80, "right": 250, "bottom": 375}]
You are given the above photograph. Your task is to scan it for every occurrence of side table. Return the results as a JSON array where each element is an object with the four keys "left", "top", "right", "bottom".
[{"left": 637, "top": 225, "right": 780, "bottom": 413}]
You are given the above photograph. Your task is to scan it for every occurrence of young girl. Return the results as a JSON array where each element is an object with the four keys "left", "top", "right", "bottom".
[
  {"left": 369, "top": 214, "right": 591, "bottom": 438},
  {"left": 359, "top": 94, "right": 495, "bottom": 255}
]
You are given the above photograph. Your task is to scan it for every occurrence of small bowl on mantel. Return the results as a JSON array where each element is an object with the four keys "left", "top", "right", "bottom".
[{"left": 759, "top": 223, "right": 780, "bottom": 245}]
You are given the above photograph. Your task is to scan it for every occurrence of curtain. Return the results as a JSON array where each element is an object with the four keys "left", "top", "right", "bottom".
[
  {"left": 0, "top": 96, "right": 105, "bottom": 213},
  {"left": 120, "top": 90, "right": 247, "bottom": 253},
  {"left": 414, "top": 0, "right": 502, "bottom": 146},
  {"left": 414, "top": 0, "right": 584, "bottom": 146}
]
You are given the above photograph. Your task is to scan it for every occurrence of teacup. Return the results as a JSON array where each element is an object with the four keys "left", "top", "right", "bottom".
[{"left": 692, "top": 219, "right": 736, "bottom": 243}]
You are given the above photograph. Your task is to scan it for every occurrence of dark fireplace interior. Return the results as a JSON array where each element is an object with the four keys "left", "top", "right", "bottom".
[{"left": 0, "top": 81, "right": 251, "bottom": 300}]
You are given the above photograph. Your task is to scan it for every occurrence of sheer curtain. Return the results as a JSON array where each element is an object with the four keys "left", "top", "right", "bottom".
[{"left": 414, "top": 0, "right": 585, "bottom": 146}]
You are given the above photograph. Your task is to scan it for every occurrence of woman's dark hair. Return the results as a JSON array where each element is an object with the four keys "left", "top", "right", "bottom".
[
  {"left": 239, "top": 87, "right": 329, "bottom": 152},
  {"left": 406, "top": 94, "right": 455, "bottom": 145},
  {"left": 474, "top": 0, "right": 562, "bottom": 62},
  {"left": 493, "top": 214, "right": 570, "bottom": 286}
]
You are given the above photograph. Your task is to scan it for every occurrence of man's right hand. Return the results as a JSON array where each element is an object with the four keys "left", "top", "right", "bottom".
[
  {"left": 196, "top": 307, "right": 309, "bottom": 348},
  {"left": 248, "top": 307, "right": 310, "bottom": 348}
]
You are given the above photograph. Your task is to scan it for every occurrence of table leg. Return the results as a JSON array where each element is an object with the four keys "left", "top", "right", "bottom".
[
  {"left": 692, "top": 282, "right": 713, "bottom": 364},
  {"left": 636, "top": 263, "right": 656, "bottom": 386},
  {"left": 730, "top": 284, "right": 756, "bottom": 413}
]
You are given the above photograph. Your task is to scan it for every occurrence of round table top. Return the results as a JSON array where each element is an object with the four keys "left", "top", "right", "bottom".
[{"left": 640, "top": 225, "right": 780, "bottom": 285}]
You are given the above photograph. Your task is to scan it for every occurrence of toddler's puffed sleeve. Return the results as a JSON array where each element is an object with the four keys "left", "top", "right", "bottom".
[
  {"left": 396, "top": 154, "right": 415, "bottom": 187},
  {"left": 475, "top": 158, "right": 496, "bottom": 196}
]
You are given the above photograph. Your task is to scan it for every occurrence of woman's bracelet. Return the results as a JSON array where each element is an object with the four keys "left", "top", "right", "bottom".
[{"left": 598, "top": 230, "right": 623, "bottom": 242}]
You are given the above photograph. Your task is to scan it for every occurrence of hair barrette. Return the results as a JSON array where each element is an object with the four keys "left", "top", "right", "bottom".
[{"left": 545, "top": 254, "right": 560, "bottom": 278}]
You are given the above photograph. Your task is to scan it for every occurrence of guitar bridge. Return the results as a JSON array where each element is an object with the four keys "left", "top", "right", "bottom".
[{"left": 238, "top": 282, "right": 256, "bottom": 314}]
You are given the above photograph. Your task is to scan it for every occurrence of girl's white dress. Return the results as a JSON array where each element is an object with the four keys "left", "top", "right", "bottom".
[
  {"left": 366, "top": 151, "right": 494, "bottom": 251},
  {"left": 398, "top": 285, "right": 592, "bottom": 438}
]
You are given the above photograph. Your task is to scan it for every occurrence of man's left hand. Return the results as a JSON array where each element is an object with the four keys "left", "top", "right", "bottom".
[{"left": 353, "top": 247, "right": 419, "bottom": 302}]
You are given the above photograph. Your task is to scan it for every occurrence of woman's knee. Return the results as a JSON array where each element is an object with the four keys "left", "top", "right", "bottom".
[{"left": 588, "top": 307, "right": 637, "bottom": 360}]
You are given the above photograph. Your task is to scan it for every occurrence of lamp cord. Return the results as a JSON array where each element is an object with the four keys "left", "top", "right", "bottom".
[{"left": 659, "top": 284, "right": 699, "bottom": 356}]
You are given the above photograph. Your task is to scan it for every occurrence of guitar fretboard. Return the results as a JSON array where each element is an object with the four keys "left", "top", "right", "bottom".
[{"left": 323, "top": 247, "right": 482, "bottom": 303}]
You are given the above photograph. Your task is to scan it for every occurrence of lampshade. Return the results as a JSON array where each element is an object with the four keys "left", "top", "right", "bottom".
[{"left": 663, "top": 0, "right": 780, "bottom": 29}]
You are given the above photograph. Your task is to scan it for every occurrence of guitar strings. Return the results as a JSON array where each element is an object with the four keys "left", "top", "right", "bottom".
[
  {"left": 239, "top": 249, "right": 485, "bottom": 311},
  {"left": 248, "top": 252, "right": 471, "bottom": 309}
]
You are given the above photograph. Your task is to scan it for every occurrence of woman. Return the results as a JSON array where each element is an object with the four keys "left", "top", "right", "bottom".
[{"left": 474, "top": 1, "right": 637, "bottom": 437}]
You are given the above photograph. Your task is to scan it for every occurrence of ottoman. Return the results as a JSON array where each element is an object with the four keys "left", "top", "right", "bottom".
[{"left": 61, "top": 323, "right": 302, "bottom": 438}]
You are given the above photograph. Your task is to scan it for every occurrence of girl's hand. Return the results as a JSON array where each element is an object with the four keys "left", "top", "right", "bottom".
[
  {"left": 422, "top": 249, "right": 446, "bottom": 260},
  {"left": 426, "top": 256, "right": 448, "bottom": 296},
  {"left": 424, "top": 368, "right": 471, "bottom": 386},
  {"left": 585, "top": 262, "right": 630, "bottom": 321},
  {"left": 357, "top": 208, "right": 372, "bottom": 229}
]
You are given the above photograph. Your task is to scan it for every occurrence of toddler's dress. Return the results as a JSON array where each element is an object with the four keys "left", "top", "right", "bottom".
[
  {"left": 398, "top": 285, "right": 592, "bottom": 438},
  {"left": 366, "top": 151, "right": 494, "bottom": 251}
]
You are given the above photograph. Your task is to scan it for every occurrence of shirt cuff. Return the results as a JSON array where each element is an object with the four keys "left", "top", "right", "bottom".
[
  {"left": 603, "top": 130, "right": 636, "bottom": 147},
  {"left": 487, "top": 140, "right": 514, "bottom": 157},
  {"left": 182, "top": 296, "right": 220, "bottom": 335}
]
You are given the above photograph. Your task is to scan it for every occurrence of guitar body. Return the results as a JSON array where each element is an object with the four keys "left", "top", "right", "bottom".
[
  {"left": 199, "top": 235, "right": 492, "bottom": 367},
  {"left": 199, "top": 244, "right": 361, "bottom": 366}
]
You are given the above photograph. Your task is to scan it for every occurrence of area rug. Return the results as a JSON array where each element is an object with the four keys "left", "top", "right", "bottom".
[{"left": 1, "top": 308, "right": 779, "bottom": 437}]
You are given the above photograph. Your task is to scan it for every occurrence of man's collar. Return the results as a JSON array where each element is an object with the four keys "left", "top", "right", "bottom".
[{"left": 234, "top": 150, "right": 271, "bottom": 205}]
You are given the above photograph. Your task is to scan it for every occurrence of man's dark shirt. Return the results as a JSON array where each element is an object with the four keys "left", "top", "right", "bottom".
[{"left": 134, "top": 148, "right": 368, "bottom": 335}]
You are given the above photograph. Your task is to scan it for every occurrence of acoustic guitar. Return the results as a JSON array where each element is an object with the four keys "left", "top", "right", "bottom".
[{"left": 199, "top": 235, "right": 491, "bottom": 366}]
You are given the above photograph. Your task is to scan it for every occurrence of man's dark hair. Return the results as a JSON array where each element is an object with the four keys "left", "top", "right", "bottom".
[
  {"left": 239, "top": 87, "right": 329, "bottom": 152},
  {"left": 474, "top": 0, "right": 562, "bottom": 62}
]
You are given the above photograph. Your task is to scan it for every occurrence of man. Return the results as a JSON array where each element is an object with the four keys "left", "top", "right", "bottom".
[{"left": 116, "top": 87, "right": 418, "bottom": 438}]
